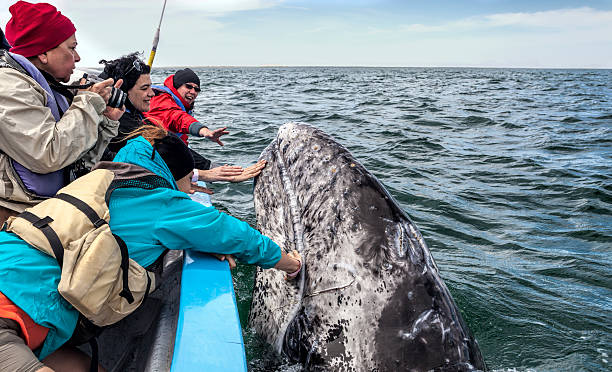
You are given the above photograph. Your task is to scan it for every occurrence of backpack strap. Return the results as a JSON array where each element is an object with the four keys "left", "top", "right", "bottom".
[
  {"left": 112, "top": 233, "right": 136, "bottom": 304},
  {"left": 54, "top": 193, "right": 143, "bottom": 304},
  {"left": 17, "top": 211, "right": 64, "bottom": 268},
  {"left": 102, "top": 173, "right": 169, "bottom": 297},
  {"left": 88, "top": 337, "right": 99, "bottom": 372},
  {"left": 55, "top": 193, "right": 106, "bottom": 228}
]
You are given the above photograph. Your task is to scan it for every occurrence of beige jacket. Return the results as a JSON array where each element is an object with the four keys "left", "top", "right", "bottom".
[{"left": 0, "top": 67, "right": 119, "bottom": 213}]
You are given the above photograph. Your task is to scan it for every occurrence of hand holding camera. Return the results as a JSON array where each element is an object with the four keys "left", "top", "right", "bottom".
[
  {"left": 79, "top": 73, "right": 126, "bottom": 109},
  {"left": 100, "top": 79, "right": 125, "bottom": 121},
  {"left": 78, "top": 74, "right": 126, "bottom": 120}
]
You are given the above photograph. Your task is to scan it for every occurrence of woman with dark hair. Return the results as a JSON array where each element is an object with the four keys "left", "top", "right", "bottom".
[
  {"left": 100, "top": 53, "right": 265, "bottom": 184},
  {"left": 98, "top": 53, "right": 153, "bottom": 155}
]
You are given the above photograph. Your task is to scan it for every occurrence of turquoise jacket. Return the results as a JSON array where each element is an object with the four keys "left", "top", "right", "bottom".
[
  {"left": 0, "top": 232, "right": 76, "bottom": 360},
  {"left": 0, "top": 136, "right": 281, "bottom": 360},
  {"left": 109, "top": 136, "right": 282, "bottom": 269}
]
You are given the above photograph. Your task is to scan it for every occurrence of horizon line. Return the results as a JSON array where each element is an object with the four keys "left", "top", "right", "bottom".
[{"left": 84, "top": 64, "right": 612, "bottom": 70}]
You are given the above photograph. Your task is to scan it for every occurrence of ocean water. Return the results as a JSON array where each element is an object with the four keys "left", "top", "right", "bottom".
[{"left": 151, "top": 67, "right": 612, "bottom": 371}]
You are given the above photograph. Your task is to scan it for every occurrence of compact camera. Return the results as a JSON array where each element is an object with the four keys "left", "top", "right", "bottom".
[{"left": 81, "top": 73, "right": 126, "bottom": 109}]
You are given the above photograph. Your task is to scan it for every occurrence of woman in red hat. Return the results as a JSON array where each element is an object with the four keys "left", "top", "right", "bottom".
[
  {"left": 0, "top": 1, "right": 124, "bottom": 371},
  {"left": 0, "top": 1, "right": 124, "bottom": 227}
]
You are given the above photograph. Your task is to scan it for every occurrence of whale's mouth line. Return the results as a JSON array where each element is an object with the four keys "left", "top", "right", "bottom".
[{"left": 272, "top": 129, "right": 308, "bottom": 355}]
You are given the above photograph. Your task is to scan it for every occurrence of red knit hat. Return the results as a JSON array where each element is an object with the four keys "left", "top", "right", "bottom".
[{"left": 5, "top": 1, "right": 76, "bottom": 57}]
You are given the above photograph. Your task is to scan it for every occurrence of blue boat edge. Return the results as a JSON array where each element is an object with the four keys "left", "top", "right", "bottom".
[
  {"left": 170, "top": 184, "right": 247, "bottom": 371},
  {"left": 170, "top": 251, "right": 247, "bottom": 371}
]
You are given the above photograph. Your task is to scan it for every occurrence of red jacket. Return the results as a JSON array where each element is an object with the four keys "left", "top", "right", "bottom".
[{"left": 145, "top": 75, "right": 197, "bottom": 145}]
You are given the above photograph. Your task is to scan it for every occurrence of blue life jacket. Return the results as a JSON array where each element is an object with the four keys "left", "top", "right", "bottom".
[
  {"left": 152, "top": 85, "right": 193, "bottom": 115},
  {"left": 151, "top": 84, "right": 193, "bottom": 140}
]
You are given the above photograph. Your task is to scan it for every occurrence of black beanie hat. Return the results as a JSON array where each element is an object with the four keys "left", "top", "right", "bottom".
[
  {"left": 173, "top": 68, "right": 200, "bottom": 89},
  {"left": 152, "top": 135, "right": 195, "bottom": 181}
]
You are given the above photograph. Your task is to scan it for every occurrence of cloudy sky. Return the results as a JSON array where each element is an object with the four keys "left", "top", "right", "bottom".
[{"left": 1, "top": 0, "right": 611, "bottom": 68}]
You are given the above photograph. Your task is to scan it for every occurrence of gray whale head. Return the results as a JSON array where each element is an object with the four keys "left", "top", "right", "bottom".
[{"left": 249, "top": 122, "right": 486, "bottom": 371}]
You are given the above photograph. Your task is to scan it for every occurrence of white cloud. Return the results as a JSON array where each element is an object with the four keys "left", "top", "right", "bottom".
[
  {"left": 1, "top": 0, "right": 284, "bottom": 19},
  {"left": 483, "top": 7, "right": 612, "bottom": 28},
  {"left": 401, "top": 7, "right": 612, "bottom": 33},
  {"left": 399, "top": 24, "right": 446, "bottom": 33},
  {"left": 1, "top": 2, "right": 610, "bottom": 68},
  {"left": 391, "top": 7, "right": 612, "bottom": 67},
  {"left": 171, "top": 0, "right": 283, "bottom": 14}
]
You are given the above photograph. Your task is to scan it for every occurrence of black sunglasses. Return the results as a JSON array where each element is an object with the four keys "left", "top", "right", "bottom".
[{"left": 184, "top": 83, "right": 201, "bottom": 92}]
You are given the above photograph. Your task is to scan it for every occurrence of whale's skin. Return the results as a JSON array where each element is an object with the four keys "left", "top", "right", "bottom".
[{"left": 248, "top": 122, "right": 486, "bottom": 371}]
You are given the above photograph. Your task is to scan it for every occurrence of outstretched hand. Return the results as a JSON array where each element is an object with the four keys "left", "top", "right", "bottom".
[
  {"left": 189, "top": 182, "right": 214, "bottom": 195},
  {"left": 198, "top": 160, "right": 266, "bottom": 183},
  {"left": 229, "top": 159, "right": 266, "bottom": 183},
  {"left": 199, "top": 165, "right": 244, "bottom": 182},
  {"left": 199, "top": 126, "right": 229, "bottom": 146},
  {"left": 273, "top": 249, "right": 302, "bottom": 280},
  {"left": 285, "top": 250, "right": 302, "bottom": 280}
]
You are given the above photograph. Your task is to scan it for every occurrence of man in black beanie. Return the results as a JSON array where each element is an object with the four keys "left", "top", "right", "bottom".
[
  {"left": 145, "top": 68, "right": 228, "bottom": 151},
  {"left": 173, "top": 68, "right": 200, "bottom": 91}
]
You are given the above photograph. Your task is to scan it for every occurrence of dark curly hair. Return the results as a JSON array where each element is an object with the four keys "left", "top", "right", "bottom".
[{"left": 99, "top": 52, "right": 151, "bottom": 94}]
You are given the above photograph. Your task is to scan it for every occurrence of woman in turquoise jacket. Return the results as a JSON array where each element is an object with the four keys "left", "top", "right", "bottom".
[{"left": 0, "top": 126, "right": 301, "bottom": 372}]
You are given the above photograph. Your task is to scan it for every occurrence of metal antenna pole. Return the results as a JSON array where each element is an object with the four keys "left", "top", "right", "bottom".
[{"left": 147, "top": 0, "right": 168, "bottom": 67}]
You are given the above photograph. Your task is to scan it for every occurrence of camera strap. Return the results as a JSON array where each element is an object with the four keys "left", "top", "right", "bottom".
[{"left": 39, "top": 70, "right": 75, "bottom": 109}]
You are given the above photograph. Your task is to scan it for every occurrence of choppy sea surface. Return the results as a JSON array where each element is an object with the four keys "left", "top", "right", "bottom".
[{"left": 152, "top": 67, "right": 611, "bottom": 371}]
